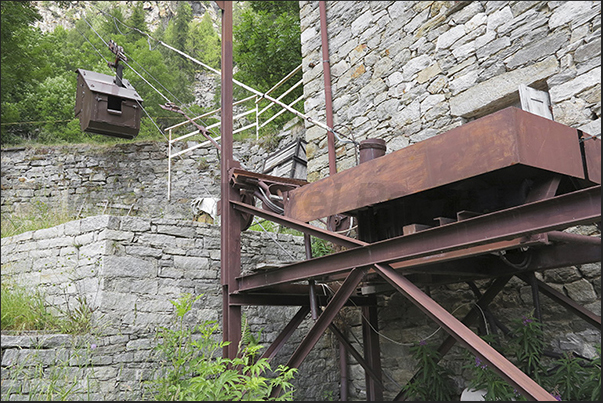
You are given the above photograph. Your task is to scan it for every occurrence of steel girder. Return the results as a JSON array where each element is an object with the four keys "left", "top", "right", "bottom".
[{"left": 236, "top": 185, "right": 600, "bottom": 292}]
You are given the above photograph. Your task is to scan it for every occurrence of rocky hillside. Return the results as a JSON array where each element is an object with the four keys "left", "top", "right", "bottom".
[{"left": 32, "top": 1, "right": 220, "bottom": 34}]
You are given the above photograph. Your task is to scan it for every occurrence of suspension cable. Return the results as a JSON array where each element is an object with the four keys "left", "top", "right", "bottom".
[{"left": 88, "top": 3, "right": 358, "bottom": 147}]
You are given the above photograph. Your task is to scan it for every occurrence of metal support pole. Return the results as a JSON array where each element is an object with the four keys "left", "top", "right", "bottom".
[
  {"left": 286, "top": 267, "right": 368, "bottom": 370},
  {"left": 339, "top": 340, "right": 348, "bottom": 401},
  {"left": 261, "top": 306, "right": 311, "bottom": 362},
  {"left": 362, "top": 305, "right": 383, "bottom": 401},
  {"left": 218, "top": 1, "right": 242, "bottom": 360},
  {"left": 329, "top": 323, "right": 384, "bottom": 392},
  {"left": 305, "top": 233, "right": 320, "bottom": 320},
  {"left": 528, "top": 272, "right": 543, "bottom": 322},
  {"left": 167, "top": 128, "right": 172, "bottom": 201},
  {"left": 319, "top": 1, "right": 337, "bottom": 176}
]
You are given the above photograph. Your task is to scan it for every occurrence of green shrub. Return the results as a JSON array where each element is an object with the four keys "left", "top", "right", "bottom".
[
  {"left": 401, "top": 340, "right": 456, "bottom": 401},
  {"left": 146, "top": 293, "right": 297, "bottom": 401}
]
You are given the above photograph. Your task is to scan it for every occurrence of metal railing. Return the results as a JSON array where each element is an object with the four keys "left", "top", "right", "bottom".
[{"left": 166, "top": 64, "right": 303, "bottom": 200}]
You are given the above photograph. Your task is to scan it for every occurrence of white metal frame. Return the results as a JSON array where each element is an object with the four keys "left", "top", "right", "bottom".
[{"left": 166, "top": 65, "right": 304, "bottom": 200}]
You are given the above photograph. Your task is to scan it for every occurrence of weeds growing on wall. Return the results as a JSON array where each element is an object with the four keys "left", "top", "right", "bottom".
[
  {"left": 0, "top": 280, "right": 95, "bottom": 335},
  {"left": 145, "top": 293, "right": 297, "bottom": 401},
  {"left": 0, "top": 280, "right": 59, "bottom": 332},
  {"left": 1, "top": 338, "right": 101, "bottom": 401},
  {"left": 1, "top": 200, "right": 74, "bottom": 238}
]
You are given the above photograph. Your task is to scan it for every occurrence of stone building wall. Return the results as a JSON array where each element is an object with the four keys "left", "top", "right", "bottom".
[
  {"left": 299, "top": 1, "right": 601, "bottom": 180},
  {"left": 298, "top": 1, "right": 601, "bottom": 400},
  {"left": 1, "top": 215, "right": 340, "bottom": 401}
]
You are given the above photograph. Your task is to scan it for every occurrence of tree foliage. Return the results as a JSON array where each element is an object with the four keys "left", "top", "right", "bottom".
[
  {"left": 1, "top": 1, "right": 303, "bottom": 146},
  {"left": 232, "top": 1, "right": 303, "bottom": 129}
]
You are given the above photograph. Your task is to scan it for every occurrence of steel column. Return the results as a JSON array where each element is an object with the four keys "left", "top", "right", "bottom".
[
  {"left": 286, "top": 267, "right": 369, "bottom": 370},
  {"left": 362, "top": 305, "right": 383, "bottom": 401},
  {"left": 516, "top": 274, "right": 601, "bottom": 328},
  {"left": 329, "top": 323, "right": 385, "bottom": 392},
  {"left": 218, "top": 1, "right": 241, "bottom": 360},
  {"left": 373, "top": 263, "right": 554, "bottom": 401},
  {"left": 319, "top": 1, "right": 337, "bottom": 176},
  {"left": 261, "top": 306, "right": 310, "bottom": 362}
]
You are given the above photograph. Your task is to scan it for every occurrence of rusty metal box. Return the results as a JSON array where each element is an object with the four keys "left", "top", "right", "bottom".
[{"left": 74, "top": 69, "right": 143, "bottom": 139}]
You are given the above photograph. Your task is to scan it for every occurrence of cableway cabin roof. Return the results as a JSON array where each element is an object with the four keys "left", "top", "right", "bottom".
[{"left": 75, "top": 68, "right": 143, "bottom": 101}]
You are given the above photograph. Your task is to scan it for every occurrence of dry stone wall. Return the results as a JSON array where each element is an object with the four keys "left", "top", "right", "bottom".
[
  {"left": 1, "top": 121, "right": 303, "bottom": 222},
  {"left": 1, "top": 215, "right": 340, "bottom": 401}
]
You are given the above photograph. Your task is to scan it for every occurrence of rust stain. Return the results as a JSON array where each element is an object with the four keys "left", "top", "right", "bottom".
[
  {"left": 352, "top": 65, "right": 366, "bottom": 79},
  {"left": 354, "top": 43, "right": 367, "bottom": 52}
]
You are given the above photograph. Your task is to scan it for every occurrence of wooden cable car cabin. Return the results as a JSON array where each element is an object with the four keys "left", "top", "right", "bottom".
[{"left": 74, "top": 68, "right": 143, "bottom": 140}]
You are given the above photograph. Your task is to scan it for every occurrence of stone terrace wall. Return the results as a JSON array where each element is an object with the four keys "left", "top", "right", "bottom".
[
  {"left": 298, "top": 1, "right": 601, "bottom": 399},
  {"left": 1, "top": 120, "right": 304, "bottom": 222},
  {"left": 299, "top": 1, "right": 601, "bottom": 180},
  {"left": 1, "top": 216, "right": 340, "bottom": 401}
]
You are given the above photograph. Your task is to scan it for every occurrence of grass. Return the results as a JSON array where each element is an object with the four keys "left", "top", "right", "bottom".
[
  {"left": 1, "top": 200, "right": 75, "bottom": 238},
  {"left": 0, "top": 281, "right": 59, "bottom": 333},
  {"left": 1, "top": 280, "right": 95, "bottom": 335}
]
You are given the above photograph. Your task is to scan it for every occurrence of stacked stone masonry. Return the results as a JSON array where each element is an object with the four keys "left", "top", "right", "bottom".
[
  {"left": 1, "top": 215, "right": 342, "bottom": 400},
  {"left": 299, "top": 1, "right": 601, "bottom": 181},
  {"left": 1, "top": 0, "right": 601, "bottom": 400}
]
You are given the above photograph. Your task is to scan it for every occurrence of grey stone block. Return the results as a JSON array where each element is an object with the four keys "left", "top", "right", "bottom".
[{"left": 103, "top": 256, "right": 157, "bottom": 278}]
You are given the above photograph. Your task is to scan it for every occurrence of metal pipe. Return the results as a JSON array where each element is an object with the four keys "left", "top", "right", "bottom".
[
  {"left": 305, "top": 233, "right": 319, "bottom": 320},
  {"left": 319, "top": 1, "right": 337, "bottom": 176},
  {"left": 339, "top": 340, "right": 348, "bottom": 401}
]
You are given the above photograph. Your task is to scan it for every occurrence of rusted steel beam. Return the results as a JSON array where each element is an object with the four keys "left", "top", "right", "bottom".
[
  {"left": 285, "top": 107, "right": 588, "bottom": 222},
  {"left": 261, "top": 306, "right": 310, "bottom": 362},
  {"left": 219, "top": 1, "right": 242, "bottom": 360},
  {"left": 228, "top": 293, "right": 375, "bottom": 307},
  {"left": 329, "top": 323, "right": 385, "bottom": 391},
  {"left": 362, "top": 305, "right": 383, "bottom": 401},
  {"left": 581, "top": 131, "right": 601, "bottom": 184},
  {"left": 395, "top": 275, "right": 512, "bottom": 401},
  {"left": 231, "top": 200, "right": 362, "bottom": 249},
  {"left": 388, "top": 234, "right": 550, "bottom": 271},
  {"left": 285, "top": 267, "right": 369, "bottom": 370},
  {"left": 374, "top": 264, "right": 554, "bottom": 401},
  {"left": 516, "top": 274, "right": 601, "bottom": 328},
  {"left": 231, "top": 168, "right": 308, "bottom": 188},
  {"left": 238, "top": 186, "right": 601, "bottom": 292}
]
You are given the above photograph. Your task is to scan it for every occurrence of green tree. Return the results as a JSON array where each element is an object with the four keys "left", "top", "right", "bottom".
[
  {"left": 1, "top": 1, "right": 44, "bottom": 143},
  {"left": 164, "top": 1, "right": 194, "bottom": 76},
  {"left": 232, "top": 1, "right": 303, "bottom": 130},
  {"left": 127, "top": 1, "right": 148, "bottom": 38},
  {"left": 186, "top": 12, "right": 221, "bottom": 69},
  {"left": 233, "top": 1, "right": 302, "bottom": 92}
]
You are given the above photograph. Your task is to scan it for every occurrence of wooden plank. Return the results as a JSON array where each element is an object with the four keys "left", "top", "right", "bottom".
[{"left": 285, "top": 107, "right": 585, "bottom": 222}]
